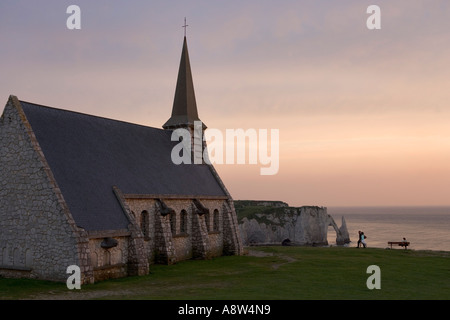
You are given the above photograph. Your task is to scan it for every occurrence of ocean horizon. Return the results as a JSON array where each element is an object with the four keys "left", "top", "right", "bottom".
[{"left": 327, "top": 206, "right": 450, "bottom": 252}]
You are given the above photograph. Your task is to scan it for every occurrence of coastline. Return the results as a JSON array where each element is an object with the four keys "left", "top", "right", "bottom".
[
  {"left": 328, "top": 206, "right": 450, "bottom": 252},
  {"left": 246, "top": 243, "right": 450, "bottom": 254}
]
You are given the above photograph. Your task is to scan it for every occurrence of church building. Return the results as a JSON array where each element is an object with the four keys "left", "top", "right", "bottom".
[{"left": 0, "top": 37, "right": 243, "bottom": 284}]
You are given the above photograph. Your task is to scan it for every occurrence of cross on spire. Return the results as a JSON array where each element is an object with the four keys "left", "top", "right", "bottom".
[{"left": 182, "top": 17, "right": 189, "bottom": 37}]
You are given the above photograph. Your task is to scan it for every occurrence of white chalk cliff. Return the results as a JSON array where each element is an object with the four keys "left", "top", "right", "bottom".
[{"left": 236, "top": 201, "right": 350, "bottom": 246}]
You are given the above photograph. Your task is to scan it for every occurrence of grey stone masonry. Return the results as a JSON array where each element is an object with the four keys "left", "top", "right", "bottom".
[
  {"left": 154, "top": 199, "right": 176, "bottom": 264},
  {"left": 112, "top": 187, "right": 149, "bottom": 276},
  {"left": 0, "top": 96, "right": 93, "bottom": 283},
  {"left": 222, "top": 200, "right": 244, "bottom": 255},
  {"left": 191, "top": 200, "right": 211, "bottom": 259},
  {"left": 124, "top": 196, "right": 242, "bottom": 265}
]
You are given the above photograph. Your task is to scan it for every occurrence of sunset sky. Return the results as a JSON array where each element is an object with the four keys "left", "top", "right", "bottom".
[{"left": 1, "top": 1, "right": 450, "bottom": 206}]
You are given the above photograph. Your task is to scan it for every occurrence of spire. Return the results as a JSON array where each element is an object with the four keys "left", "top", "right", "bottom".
[{"left": 163, "top": 36, "right": 205, "bottom": 130}]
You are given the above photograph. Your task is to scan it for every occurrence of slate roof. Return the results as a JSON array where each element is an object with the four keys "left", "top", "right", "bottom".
[{"left": 20, "top": 101, "right": 227, "bottom": 231}]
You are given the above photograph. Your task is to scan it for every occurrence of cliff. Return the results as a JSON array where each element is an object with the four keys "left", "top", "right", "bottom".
[{"left": 235, "top": 200, "right": 350, "bottom": 246}]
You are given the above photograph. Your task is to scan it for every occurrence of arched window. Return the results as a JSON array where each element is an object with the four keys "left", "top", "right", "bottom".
[
  {"left": 213, "top": 209, "right": 220, "bottom": 232},
  {"left": 180, "top": 210, "right": 188, "bottom": 234},
  {"left": 141, "top": 211, "right": 150, "bottom": 240}
]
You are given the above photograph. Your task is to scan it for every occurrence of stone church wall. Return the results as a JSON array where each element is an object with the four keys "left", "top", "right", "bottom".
[
  {"left": 125, "top": 199, "right": 157, "bottom": 262},
  {"left": 88, "top": 232, "right": 130, "bottom": 281},
  {"left": 125, "top": 198, "right": 228, "bottom": 264},
  {"left": 0, "top": 99, "right": 90, "bottom": 283},
  {"left": 173, "top": 235, "right": 192, "bottom": 261}
]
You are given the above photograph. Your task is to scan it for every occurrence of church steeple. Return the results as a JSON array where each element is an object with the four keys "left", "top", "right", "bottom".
[{"left": 163, "top": 36, "right": 205, "bottom": 130}]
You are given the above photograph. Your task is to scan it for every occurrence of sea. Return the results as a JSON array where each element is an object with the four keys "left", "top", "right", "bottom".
[{"left": 326, "top": 206, "right": 450, "bottom": 252}]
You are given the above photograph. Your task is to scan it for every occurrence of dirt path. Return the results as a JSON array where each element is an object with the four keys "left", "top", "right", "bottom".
[
  {"left": 271, "top": 255, "right": 297, "bottom": 270},
  {"left": 247, "top": 249, "right": 298, "bottom": 270}
]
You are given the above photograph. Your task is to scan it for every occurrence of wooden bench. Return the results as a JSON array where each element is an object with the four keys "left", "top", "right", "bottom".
[{"left": 388, "top": 241, "right": 410, "bottom": 249}]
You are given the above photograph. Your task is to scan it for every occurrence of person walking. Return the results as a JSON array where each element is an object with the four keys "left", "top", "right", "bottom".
[{"left": 361, "top": 232, "right": 367, "bottom": 248}]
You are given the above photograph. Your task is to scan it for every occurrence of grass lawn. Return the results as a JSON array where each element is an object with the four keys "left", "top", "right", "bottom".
[{"left": 0, "top": 246, "right": 449, "bottom": 300}]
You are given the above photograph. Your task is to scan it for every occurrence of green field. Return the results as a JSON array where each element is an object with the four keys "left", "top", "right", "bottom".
[{"left": 1, "top": 246, "right": 449, "bottom": 300}]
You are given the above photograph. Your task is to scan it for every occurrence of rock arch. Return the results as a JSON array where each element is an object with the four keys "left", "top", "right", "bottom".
[{"left": 327, "top": 215, "right": 350, "bottom": 245}]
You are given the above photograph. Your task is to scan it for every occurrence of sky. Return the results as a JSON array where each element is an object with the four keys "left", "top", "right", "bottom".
[{"left": 1, "top": 0, "right": 450, "bottom": 207}]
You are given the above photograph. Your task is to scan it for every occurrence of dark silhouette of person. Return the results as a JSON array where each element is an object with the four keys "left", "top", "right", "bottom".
[
  {"left": 357, "top": 231, "right": 362, "bottom": 248},
  {"left": 361, "top": 232, "right": 367, "bottom": 248}
]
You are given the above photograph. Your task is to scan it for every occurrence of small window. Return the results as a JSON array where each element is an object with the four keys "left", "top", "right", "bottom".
[
  {"left": 213, "top": 209, "right": 220, "bottom": 232},
  {"left": 180, "top": 210, "right": 188, "bottom": 234},
  {"left": 141, "top": 211, "right": 150, "bottom": 239}
]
